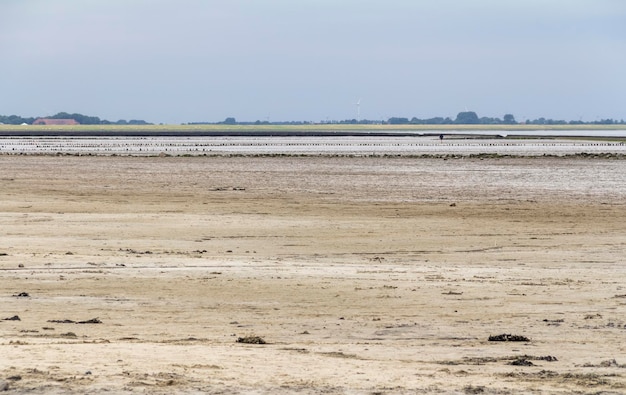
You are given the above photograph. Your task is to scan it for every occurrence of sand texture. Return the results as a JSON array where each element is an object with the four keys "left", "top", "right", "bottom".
[{"left": 1, "top": 155, "right": 625, "bottom": 394}]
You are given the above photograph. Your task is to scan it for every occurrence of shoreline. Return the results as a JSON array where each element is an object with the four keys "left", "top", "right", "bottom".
[{"left": 1, "top": 136, "right": 625, "bottom": 157}]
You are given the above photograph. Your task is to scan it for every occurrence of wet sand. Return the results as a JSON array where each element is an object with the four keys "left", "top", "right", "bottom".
[{"left": 1, "top": 155, "right": 625, "bottom": 394}]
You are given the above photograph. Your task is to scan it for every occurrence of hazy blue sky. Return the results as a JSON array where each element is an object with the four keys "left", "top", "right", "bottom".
[{"left": 1, "top": 1, "right": 625, "bottom": 124}]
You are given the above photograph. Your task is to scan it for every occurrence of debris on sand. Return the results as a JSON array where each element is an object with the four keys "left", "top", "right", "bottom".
[
  {"left": 599, "top": 359, "right": 620, "bottom": 367},
  {"left": 77, "top": 318, "right": 102, "bottom": 324},
  {"left": 438, "top": 354, "right": 557, "bottom": 366},
  {"left": 236, "top": 336, "right": 266, "bottom": 344},
  {"left": 12, "top": 292, "right": 29, "bottom": 298},
  {"left": 543, "top": 318, "right": 564, "bottom": 326},
  {"left": 509, "top": 358, "right": 534, "bottom": 366},
  {"left": 121, "top": 248, "right": 153, "bottom": 255},
  {"left": 211, "top": 186, "right": 246, "bottom": 191},
  {"left": 582, "top": 359, "right": 626, "bottom": 368},
  {"left": 463, "top": 385, "right": 485, "bottom": 394},
  {"left": 536, "top": 355, "right": 558, "bottom": 362},
  {"left": 488, "top": 334, "right": 530, "bottom": 342},
  {"left": 2, "top": 315, "right": 20, "bottom": 321},
  {"left": 47, "top": 318, "right": 102, "bottom": 324}
]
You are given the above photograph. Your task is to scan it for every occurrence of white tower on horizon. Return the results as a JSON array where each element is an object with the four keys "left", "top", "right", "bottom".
[{"left": 355, "top": 98, "right": 361, "bottom": 122}]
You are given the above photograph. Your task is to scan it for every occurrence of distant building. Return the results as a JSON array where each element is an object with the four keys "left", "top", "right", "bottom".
[{"left": 33, "top": 118, "right": 79, "bottom": 125}]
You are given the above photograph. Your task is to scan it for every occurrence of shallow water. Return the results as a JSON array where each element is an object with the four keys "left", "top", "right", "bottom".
[{"left": 0, "top": 136, "right": 624, "bottom": 156}]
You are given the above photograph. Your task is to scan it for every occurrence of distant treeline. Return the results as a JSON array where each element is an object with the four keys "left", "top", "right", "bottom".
[
  {"left": 189, "top": 112, "right": 626, "bottom": 126},
  {"left": 0, "top": 112, "right": 151, "bottom": 125},
  {"left": 2, "top": 111, "right": 624, "bottom": 126},
  {"left": 385, "top": 112, "right": 625, "bottom": 126}
]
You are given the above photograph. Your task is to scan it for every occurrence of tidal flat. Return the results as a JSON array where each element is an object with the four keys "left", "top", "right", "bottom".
[{"left": 1, "top": 155, "right": 625, "bottom": 394}]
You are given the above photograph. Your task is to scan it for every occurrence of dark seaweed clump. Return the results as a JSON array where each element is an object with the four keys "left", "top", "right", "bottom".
[
  {"left": 236, "top": 336, "right": 266, "bottom": 344},
  {"left": 488, "top": 334, "right": 530, "bottom": 342}
]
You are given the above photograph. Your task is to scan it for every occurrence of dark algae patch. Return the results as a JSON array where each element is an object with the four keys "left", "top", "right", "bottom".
[
  {"left": 236, "top": 336, "right": 266, "bottom": 344},
  {"left": 488, "top": 333, "right": 530, "bottom": 342}
]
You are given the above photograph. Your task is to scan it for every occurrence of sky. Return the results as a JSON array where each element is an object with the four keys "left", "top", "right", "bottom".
[{"left": 1, "top": 0, "right": 625, "bottom": 124}]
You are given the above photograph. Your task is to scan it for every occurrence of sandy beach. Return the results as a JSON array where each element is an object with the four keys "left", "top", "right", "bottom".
[{"left": 1, "top": 155, "right": 625, "bottom": 394}]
